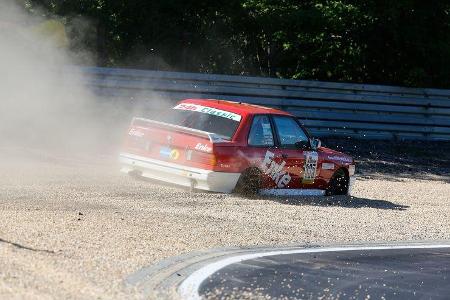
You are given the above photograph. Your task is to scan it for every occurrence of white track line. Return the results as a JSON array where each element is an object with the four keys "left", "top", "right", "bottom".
[{"left": 178, "top": 244, "right": 450, "bottom": 300}]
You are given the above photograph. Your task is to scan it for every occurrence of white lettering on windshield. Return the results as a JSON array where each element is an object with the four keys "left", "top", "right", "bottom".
[{"left": 173, "top": 103, "right": 242, "bottom": 121}]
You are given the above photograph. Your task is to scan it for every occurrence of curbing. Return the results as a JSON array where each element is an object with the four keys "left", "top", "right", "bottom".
[{"left": 124, "top": 240, "right": 450, "bottom": 299}]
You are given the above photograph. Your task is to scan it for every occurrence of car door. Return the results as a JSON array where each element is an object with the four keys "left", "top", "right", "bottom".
[
  {"left": 271, "top": 115, "right": 319, "bottom": 189},
  {"left": 246, "top": 114, "right": 290, "bottom": 189}
]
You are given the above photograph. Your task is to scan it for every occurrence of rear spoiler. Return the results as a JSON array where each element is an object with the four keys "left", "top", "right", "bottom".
[{"left": 132, "top": 117, "right": 228, "bottom": 143}]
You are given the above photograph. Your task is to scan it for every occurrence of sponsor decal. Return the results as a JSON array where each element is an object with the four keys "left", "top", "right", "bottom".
[
  {"left": 327, "top": 155, "right": 352, "bottom": 163},
  {"left": 302, "top": 151, "right": 318, "bottom": 184},
  {"left": 185, "top": 149, "right": 193, "bottom": 161},
  {"left": 170, "top": 149, "right": 180, "bottom": 160},
  {"left": 262, "top": 123, "right": 274, "bottom": 145},
  {"left": 173, "top": 103, "right": 242, "bottom": 121},
  {"left": 195, "top": 143, "right": 212, "bottom": 153},
  {"left": 160, "top": 147, "right": 180, "bottom": 160},
  {"left": 129, "top": 128, "right": 144, "bottom": 137},
  {"left": 261, "top": 151, "right": 291, "bottom": 188},
  {"left": 322, "top": 162, "right": 335, "bottom": 170},
  {"left": 159, "top": 147, "right": 171, "bottom": 159}
]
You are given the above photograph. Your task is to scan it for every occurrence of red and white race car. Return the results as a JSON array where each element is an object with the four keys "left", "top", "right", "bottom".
[{"left": 120, "top": 99, "right": 355, "bottom": 196}]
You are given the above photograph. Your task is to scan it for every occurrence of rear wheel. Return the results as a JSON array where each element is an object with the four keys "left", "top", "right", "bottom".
[
  {"left": 326, "top": 169, "right": 349, "bottom": 196},
  {"left": 234, "top": 168, "right": 262, "bottom": 196}
]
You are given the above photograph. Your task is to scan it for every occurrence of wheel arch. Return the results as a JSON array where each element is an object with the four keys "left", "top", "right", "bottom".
[
  {"left": 326, "top": 167, "right": 350, "bottom": 196},
  {"left": 233, "top": 166, "right": 263, "bottom": 195},
  {"left": 335, "top": 167, "right": 350, "bottom": 181}
]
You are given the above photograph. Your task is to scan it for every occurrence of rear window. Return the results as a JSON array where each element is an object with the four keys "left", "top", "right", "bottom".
[{"left": 157, "top": 103, "right": 242, "bottom": 140}]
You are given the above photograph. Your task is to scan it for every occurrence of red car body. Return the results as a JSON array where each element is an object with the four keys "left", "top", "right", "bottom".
[{"left": 120, "top": 99, "right": 355, "bottom": 196}]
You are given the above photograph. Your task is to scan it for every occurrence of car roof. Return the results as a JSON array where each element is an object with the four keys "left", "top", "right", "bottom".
[{"left": 179, "top": 98, "right": 292, "bottom": 117}]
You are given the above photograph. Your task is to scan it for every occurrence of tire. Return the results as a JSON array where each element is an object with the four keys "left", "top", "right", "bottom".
[
  {"left": 234, "top": 168, "right": 262, "bottom": 196},
  {"left": 326, "top": 168, "right": 349, "bottom": 196}
]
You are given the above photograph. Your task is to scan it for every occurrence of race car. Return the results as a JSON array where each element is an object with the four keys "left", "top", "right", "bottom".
[{"left": 119, "top": 99, "right": 355, "bottom": 196}]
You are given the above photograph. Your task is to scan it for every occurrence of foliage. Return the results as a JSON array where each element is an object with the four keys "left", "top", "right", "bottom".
[{"left": 21, "top": 0, "right": 450, "bottom": 88}]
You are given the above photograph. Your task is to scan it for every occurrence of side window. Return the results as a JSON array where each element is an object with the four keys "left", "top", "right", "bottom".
[
  {"left": 248, "top": 115, "right": 274, "bottom": 147},
  {"left": 273, "top": 116, "right": 309, "bottom": 147}
]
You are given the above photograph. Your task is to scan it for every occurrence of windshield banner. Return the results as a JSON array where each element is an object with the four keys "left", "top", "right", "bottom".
[{"left": 173, "top": 103, "right": 242, "bottom": 122}]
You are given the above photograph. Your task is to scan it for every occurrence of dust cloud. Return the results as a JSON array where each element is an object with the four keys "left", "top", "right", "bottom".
[{"left": 0, "top": 1, "right": 146, "bottom": 161}]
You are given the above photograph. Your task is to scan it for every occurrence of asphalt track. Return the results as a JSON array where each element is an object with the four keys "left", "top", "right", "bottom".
[{"left": 176, "top": 244, "right": 450, "bottom": 300}]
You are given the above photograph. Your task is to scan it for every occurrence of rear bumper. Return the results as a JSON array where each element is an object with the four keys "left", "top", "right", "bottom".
[{"left": 119, "top": 153, "right": 241, "bottom": 193}]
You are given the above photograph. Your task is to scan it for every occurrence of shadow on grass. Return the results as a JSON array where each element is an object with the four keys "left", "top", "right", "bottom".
[{"left": 263, "top": 195, "right": 409, "bottom": 211}]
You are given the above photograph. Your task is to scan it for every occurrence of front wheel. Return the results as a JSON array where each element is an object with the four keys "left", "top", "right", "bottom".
[{"left": 326, "top": 169, "right": 349, "bottom": 196}]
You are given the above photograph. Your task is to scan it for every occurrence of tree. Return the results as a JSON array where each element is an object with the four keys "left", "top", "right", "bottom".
[{"left": 20, "top": 0, "right": 450, "bottom": 88}]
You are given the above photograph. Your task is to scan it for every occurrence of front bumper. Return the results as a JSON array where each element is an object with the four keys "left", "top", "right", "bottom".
[{"left": 119, "top": 153, "right": 241, "bottom": 193}]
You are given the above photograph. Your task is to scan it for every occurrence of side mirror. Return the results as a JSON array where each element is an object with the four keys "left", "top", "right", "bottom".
[{"left": 310, "top": 138, "right": 322, "bottom": 150}]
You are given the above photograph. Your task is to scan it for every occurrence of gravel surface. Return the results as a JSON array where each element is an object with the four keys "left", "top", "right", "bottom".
[{"left": 0, "top": 144, "right": 449, "bottom": 299}]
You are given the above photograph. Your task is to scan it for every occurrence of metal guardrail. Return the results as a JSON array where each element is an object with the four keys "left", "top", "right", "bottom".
[{"left": 81, "top": 66, "right": 450, "bottom": 140}]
